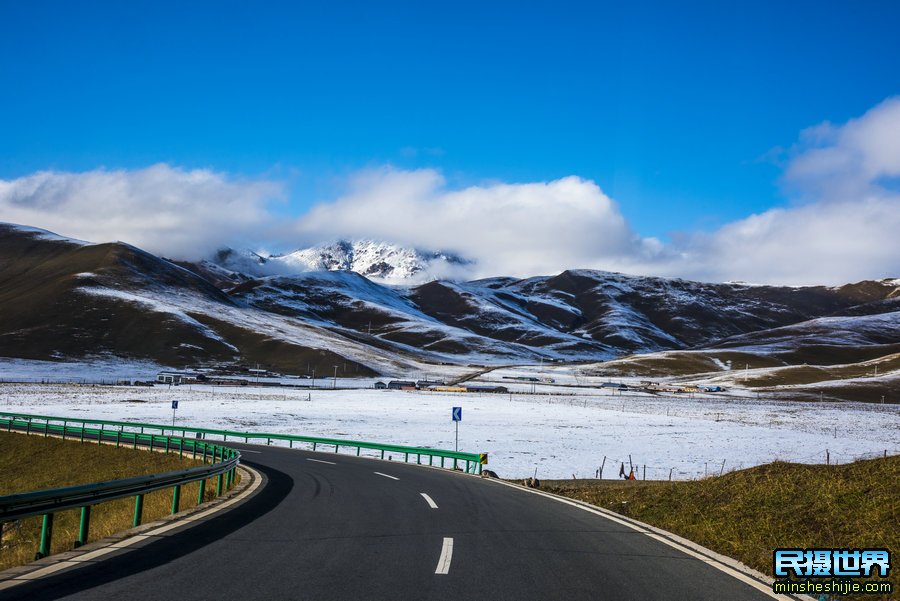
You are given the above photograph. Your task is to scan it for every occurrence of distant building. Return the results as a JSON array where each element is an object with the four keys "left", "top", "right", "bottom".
[
  {"left": 463, "top": 385, "right": 509, "bottom": 394},
  {"left": 416, "top": 379, "right": 445, "bottom": 388},
  {"left": 430, "top": 386, "right": 468, "bottom": 393},
  {"left": 387, "top": 380, "right": 416, "bottom": 390},
  {"left": 374, "top": 381, "right": 387, "bottom": 389},
  {"left": 156, "top": 371, "right": 195, "bottom": 385}
]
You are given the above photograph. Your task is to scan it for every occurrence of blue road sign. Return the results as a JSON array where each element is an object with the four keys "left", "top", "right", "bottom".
[
  {"left": 452, "top": 407, "right": 462, "bottom": 421},
  {"left": 172, "top": 400, "right": 179, "bottom": 410}
]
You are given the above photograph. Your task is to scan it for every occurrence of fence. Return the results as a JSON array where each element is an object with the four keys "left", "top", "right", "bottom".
[
  {"left": 0, "top": 414, "right": 240, "bottom": 560},
  {"left": 584, "top": 448, "right": 899, "bottom": 482},
  {"left": 0, "top": 411, "right": 485, "bottom": 475}
]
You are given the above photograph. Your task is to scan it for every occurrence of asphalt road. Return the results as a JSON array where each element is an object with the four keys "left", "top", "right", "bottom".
[{"left": 2, "top": 443, "right": 783, "bottom": 601}]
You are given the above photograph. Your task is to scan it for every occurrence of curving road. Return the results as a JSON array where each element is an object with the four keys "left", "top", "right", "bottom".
[{"left": 2, "top": 443, "right": 787, "bottom": 600}]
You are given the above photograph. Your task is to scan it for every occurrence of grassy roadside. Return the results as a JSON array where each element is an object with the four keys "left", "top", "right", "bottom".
[
  {"left": 0, "top": 431, "right": 237, "bottom": 570},
  {"left": 542, "top": 456, "right": 899, "bottom": 599}
]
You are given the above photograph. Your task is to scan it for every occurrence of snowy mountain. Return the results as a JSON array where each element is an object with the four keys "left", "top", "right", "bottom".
[
  {"left": 209, "top": 240, "right": 471, "bottom": 282},
  {"left": 1, "top": 222, "right": 898, "bottom": 380}
]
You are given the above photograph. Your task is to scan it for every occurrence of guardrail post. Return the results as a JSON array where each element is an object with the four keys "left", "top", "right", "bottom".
[
  {"left": 149, "top": 436, "right": 154, "bottom": 452},
  {"left": 289, "top": 440, "right": 293, "bottom": 449},
  {"left": 465, "top": 460, "right": 470, "bottom": 473},
  {"left": 453, "top": 458, "right": 457, "bottom": 470},
  {"left": 133, "top": 494, "right": 144, "bottom": 527},
  {"left": 267, "top": 438, "right": 271, "bottom": 446},
  {"left": 429, "top": 455, "right": 433, "bottom": 466},
  {"left": 441, "top": 457, "right": 445, "bottom": 468},
  {"left": 75, "top": 506, "right": 91, "bottom": 548},
  {"left": 216, "top": 474, "right": 223, "bottom": 496},
  {"left": 197, "top": 478, "right": 207, "bottom": 504},
  {"left": 192, "top": 441, "right": 197, "bottom": 459},
  {"left": 171, "top": 485, "right": 181, "bottom": 514},
  {"left": 179, "top": 440, "right": 184, "bottom": 458},
  {"left": 79, "top": 426, "right": 84, "bottom": 443},
  {"left": 165, "top": 437, "right": 170, "bottom": 454},
  {"left": 404, "top": 452, "right": 408, "bottom": 463},
  {"left": 416, "top": 454, "right": 420, "bottom": 465},
  {"left": 380, "top": 450, "right": 385, "bottom": 460},
  {"left": 62, "top": 421, "right": 67, "bottom": 440},
  {"left": 43, "top": 420, "right": 49, "bottom": 437},
  {"left": 36, "top": 513, "right": 53, "bottom": 559},
  {"left": 115, "top": 430, "right": 121, "bottom": 448},
  {"left": 356, "top": 447, "right": 360, "bottom": 456},
  {"left": 98, "top": 423, "right": 104, "bottom": 445},
  {"left": 334, "top": 444, "right": 339, "bottom": 453},
  {"left": 312, "top": 442, "right": 317, "bottom": 451},
  {"left": 26, "top": 419, "right": 31, "bottom": 435}
]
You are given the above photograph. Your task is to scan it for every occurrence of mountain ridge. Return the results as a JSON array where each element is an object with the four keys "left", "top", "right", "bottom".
[{"left": 1, "top": 222, "right": 898, "bottom": 379}]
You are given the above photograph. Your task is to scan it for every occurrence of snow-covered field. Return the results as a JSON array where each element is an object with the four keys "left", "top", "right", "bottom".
[{"left": 2, "top": 376, "right": 896, "bottom": 480}]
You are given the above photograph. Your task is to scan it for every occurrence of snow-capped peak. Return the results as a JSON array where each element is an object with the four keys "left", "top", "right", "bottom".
[{"left": 210, "top": 240, "right": 472, "bottom": 282}]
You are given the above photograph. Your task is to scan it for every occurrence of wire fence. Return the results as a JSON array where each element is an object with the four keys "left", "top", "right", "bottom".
[{"left": 576, "top": 447, "right": 900, "bottom": 482}]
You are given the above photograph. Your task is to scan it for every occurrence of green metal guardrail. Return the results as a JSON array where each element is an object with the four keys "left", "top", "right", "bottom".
[
  {"left": 0, "top": 414, "right": 239, "bottom": 560},
  {"left": 0, "top": 411, "right": 486, "bottom": 474}
]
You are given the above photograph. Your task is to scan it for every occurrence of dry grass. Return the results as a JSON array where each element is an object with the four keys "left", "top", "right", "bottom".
[
  {"left": 589, "top": 350, "right": 785, "bottom": 378},
  {"left": 0, "top": 431, "right": 238, "bottom": 570},
  {"left": 543, "top": 456, "right": 899, "bottom": 599}
]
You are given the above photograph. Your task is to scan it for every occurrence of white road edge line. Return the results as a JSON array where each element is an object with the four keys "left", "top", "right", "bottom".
[
  {"left": 306, "top": 458, "right": 337, "bottom": 465},
  {"left": 488, "top": 479, "right": 793, "bottom": 600},
  {"left": 373, "top": 471, "right": 399, "bottom": 480},
  {"left": 420, "top": 493, "right": 439, "bottom": 509},
  {"left": 240, "top": 449, "right": 262, "bottom": 454},
  {"left": 435, "top": 537, "right": 453, "bottom": 575}
]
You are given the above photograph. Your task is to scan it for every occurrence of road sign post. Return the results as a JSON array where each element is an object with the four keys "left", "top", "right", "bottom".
[
  {"left": 452, "top": 407, "right": 462, "bottom": 452},
  {"left": 172, "top": 400, "right": 179, "bottom": 427}
]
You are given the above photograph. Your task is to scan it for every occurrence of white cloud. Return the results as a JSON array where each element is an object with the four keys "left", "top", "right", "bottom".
[
  {"left": 652, "top": 97, "right": 900, "bottom": 285},
  {"left": 785, "top": 97, "right": 900, "bottom": 201},
  {"left": 0, "top": 164, "right": 283, "bottom": 259},
  {"left": 1, "top": 99, "right": 898, "bottom": 285},
  {"left": 295, "top": 168, "right": 662, "bottom": 279}
]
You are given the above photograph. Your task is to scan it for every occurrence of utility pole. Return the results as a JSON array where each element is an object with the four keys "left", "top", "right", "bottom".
[
  {"left": 311, "top": 368, "right": 316, "bottom": 389},
  {"left": 332, "top": 365, "right": 338, "bottom": 389}
]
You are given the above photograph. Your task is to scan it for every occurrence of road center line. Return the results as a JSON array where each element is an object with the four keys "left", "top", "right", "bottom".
[
  {"left": 306, "top": 458, "right": 336, "bottom": 465},
  {"left": 435, "top": 537, "right": 453, "bottom": 574},
  {"left": 420, "top": 493, "right": 439, "bottom": 509},
  {"left": 373, "top": 471, "right": 399, "bottom": 480}
]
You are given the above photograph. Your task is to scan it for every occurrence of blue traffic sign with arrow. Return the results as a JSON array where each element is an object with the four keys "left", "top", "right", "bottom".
[{"left": 452, "top": 407, "right": 462, "bottom": 421}]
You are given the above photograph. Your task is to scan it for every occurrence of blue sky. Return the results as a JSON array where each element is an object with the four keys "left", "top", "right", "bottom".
[{"left": 1, "top": 1, "right": 899, "bottom": 284}]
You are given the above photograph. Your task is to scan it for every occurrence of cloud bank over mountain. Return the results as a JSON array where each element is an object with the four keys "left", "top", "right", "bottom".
[{"left": 1, "top": 98, "right": 898, "bottom": 285}]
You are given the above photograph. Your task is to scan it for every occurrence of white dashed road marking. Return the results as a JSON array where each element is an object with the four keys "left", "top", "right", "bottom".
[{"left": 435, "top": 538, "right": 453, "bottom": 574}]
